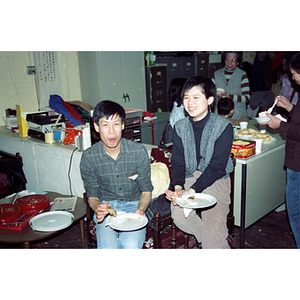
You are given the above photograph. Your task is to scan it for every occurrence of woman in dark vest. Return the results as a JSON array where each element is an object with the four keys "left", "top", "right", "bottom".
[{"left": 165, "top": 75, "right": 234, "bottom": 248}]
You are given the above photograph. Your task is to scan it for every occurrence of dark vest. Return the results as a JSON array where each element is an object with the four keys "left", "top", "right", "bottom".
[{"left": 175, "top": 113, "right": 233, "bottom": 179}]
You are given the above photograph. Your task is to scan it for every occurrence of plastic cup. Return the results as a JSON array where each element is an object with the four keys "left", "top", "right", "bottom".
[
  {"left": 240, "top": 122, "right": 248, "bottom": 130},
  {"left": 254, "top": 139, "right": 263, "bottom": 154},
  {"left": 45, "top": 132, "right": 54, "bottom": 144}
]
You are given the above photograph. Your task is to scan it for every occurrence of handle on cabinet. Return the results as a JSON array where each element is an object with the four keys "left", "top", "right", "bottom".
[{"left": 122, "top": 93, "right": 130, "bottom": 102}]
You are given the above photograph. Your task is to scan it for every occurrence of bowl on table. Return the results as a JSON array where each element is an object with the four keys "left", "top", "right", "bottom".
[{"left": 255, "top": 116, "right": 271, "bottom": 124}]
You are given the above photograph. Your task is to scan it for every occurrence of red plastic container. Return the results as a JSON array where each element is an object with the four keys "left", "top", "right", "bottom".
[
  {"left": 0, "top": 209, "right": 39, "bottom": 231},
  {"left": 0, "top": 203, "right": 22, "bottom": 223},
  {"left": 15, "top": 194, "right": 50, "bottom": 212}
]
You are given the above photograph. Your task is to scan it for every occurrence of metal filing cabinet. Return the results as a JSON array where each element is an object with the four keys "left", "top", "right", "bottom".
[
  {"left": 196, "top": 53, "right": 209, "bottom": 78},
  {"left": 181, "top": 56, "right": 196, "bottom": 78},
  {"left": 145, "top": 65, "right": 168, "bottom": 113},
  {"left": 156, "top": 56, "right": 184, "bottom": 95}
]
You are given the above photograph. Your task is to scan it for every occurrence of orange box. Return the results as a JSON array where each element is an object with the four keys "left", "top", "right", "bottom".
[{"left": 231, "top": 139, "right": 256, "bottom": 158}]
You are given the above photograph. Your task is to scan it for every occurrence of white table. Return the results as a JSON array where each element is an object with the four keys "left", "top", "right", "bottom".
[
  {"left": 233, "top": 121, "right": 287, "bottom": 248},
  {"left": 0, "top": 126, "right": 155, "bottom": 198}
]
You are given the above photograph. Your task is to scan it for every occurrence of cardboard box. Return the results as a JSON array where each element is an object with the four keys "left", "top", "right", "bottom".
[{"left": 231, "top": 139, "right": 256, "bottom": 158}]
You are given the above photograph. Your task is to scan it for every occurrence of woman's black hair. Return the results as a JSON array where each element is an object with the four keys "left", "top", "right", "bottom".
[
  {"left": 93, "top": 100, "right": 126, "bottom": 125},
  {"left": 289, "top": 52, "right": 300, "bottom": 74},
  {"left": 221, "top": 51, "right": 243, "bottom": 65},
  {"left": 181, "top": 75, "right": 216, "bottom": 102}
]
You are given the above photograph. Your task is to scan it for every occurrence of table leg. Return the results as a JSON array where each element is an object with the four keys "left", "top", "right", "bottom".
[
  {"left": 239, "top": 164, "right": 247, "bottom": 248},
  {"left": 79, "top": 219, "right": 84, "bottom": 242},
  {"left": 23, "top": 241, "right": 31, "bottom": 249}
]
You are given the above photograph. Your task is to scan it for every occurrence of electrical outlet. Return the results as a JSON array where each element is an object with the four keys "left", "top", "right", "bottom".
[{"left": 26, "top": 66, "right": 36, "bottom": 75}]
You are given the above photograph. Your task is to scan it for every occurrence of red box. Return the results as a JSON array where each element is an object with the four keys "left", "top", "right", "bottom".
[
  {"left": 14, "top": 194, "right": 50, "bottom": 211},
  {"left": 0, "top": 209, "right": 39, "bottom": 231},
  {"left": 231, "top": 139, "right": 256, "bottom": 158},
  {"left": 0, "top": 194, "right": 50, "bottom": 231}
]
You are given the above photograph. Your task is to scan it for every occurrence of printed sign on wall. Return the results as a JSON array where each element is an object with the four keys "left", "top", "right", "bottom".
[{"left": 33, "top": 51, "right": 63, "bottom": 110}]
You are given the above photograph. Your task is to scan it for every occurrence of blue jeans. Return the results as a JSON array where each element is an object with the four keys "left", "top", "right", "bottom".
[
  {"left": 286, "top": 168, "right": 300, "bottom": 248},
  {"left": 93, "top": 200, "right": 146, "bottom": 249}
]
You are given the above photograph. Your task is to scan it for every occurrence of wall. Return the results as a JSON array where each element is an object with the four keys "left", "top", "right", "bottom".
[
  {"left": 0, "top": 50, "right": 259, "bottom": 127},
  {"left": 0, "top": 51, "right": 82, "bottom": 126}
]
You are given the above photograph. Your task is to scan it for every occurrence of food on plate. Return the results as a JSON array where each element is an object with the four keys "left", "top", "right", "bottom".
[
  {"left": 235, "top": 128, "right": 257, "bottom": 136},
  {"left": 188, "top": 195, "right": 196, "bottom": 200},
  {"left": 235, "top": 128, "right": 272, "bottom": 142},
  {"left": 259, "top": 111, "right": 267, "bottom": 117},
  {"left": 106, "top": 207, "right": 117, "bottom": 217},
  {"left": 253, "top": 132, "right": 271, "bottom": 142}
]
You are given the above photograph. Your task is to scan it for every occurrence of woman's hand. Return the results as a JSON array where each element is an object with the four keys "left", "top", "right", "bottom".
[
  {"left": 276, "top": 95, "right": 293, "bottom": 112},
  {"left": 261, "top": 113, "right": 282, "bottom": 129},
  {"left": 165, "top": 186, "right": 195, "bottom": 206},
  {"left": 165, "top": 187, "right": 183, "bottom": 206}
]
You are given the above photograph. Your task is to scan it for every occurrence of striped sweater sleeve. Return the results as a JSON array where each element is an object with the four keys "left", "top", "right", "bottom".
[{"left": 229, "top": 73, "right": 250, "bottom": 104}]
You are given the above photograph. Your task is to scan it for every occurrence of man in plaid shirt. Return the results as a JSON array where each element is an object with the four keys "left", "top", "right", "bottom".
[{"left": 80, "top": 100, "right": 153, "bottom": 249}]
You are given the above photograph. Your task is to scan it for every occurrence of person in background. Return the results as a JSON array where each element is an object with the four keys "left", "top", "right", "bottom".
[
  {"left": 272, "top": 52, "right": 299, "bottom": 119},
  {"left": 252, "top": 52, "right": 275, "bottom": 92},
  {"left": 80, "top": 100, "right": 153, "bottom": 249},
  {"left": 165, "top": 75, "right": 234, "bottom": 248},
  {"left": 278, "top": 52, "right": 299, "bottom": 105},
  {"left": 262, "top": 52, "right": 300, "bottom": 248},
  {"left": 162, "top": 78, "right": 187, "bottom": 144},
  {"left": 217, "top": 97, "right": 249, "bottom": 126},
  {"left": 212, "top": 52, "right": 250, "bottom": 120}
]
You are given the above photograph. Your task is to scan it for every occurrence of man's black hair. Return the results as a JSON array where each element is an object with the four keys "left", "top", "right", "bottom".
[
  {"left": 217, "top": 97, "right": 234, "bottom": 115},
  {"left": 93, "top": 100, "right": 126, "bottom": 125}
]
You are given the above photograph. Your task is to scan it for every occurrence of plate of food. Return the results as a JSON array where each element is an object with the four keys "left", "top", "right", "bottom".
[
  {"left": 105, "top": 213, "right": 148, "bottom": 231},
  {"left": 255, "top": 116, "right": 272, "bottom": 123},
  {"left": 235, "top": 128, "right": 259, "bottom": 140},
  {"left": 235, "top": 128, "right": 274, "bottom": 142},
  {"left": 175, "top": 193, "right": 217, "bottom": 209},
  {"left": 255, "top": 111, "right": 271, "bottom": 124},
  {"left": 253, "top": 134, "right": 276, "bottom": 143}
]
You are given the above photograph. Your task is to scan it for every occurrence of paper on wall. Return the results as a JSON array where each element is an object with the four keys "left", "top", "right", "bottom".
[{"left": 33, "top": 51, "right": 63, "bottom": 110}]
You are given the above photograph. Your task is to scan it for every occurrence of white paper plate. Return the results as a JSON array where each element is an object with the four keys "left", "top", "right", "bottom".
[
  {"left": 235, "top": 132, "right": 276, "bottom": 143},
  {"left": 255, "top": 116, "right": 271, "bottom": 123},
  {"left": 175, "top": 193, "right": 217, "bottom": 209},
  {"left": 29, "top": 211, "right": 74, "bottom": 232},
  {"left": 234, "top": 133, "right": 254, "bottom": 140},
  {"left": 106, "top": 213, "right": 148, "bottom": 231}
]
